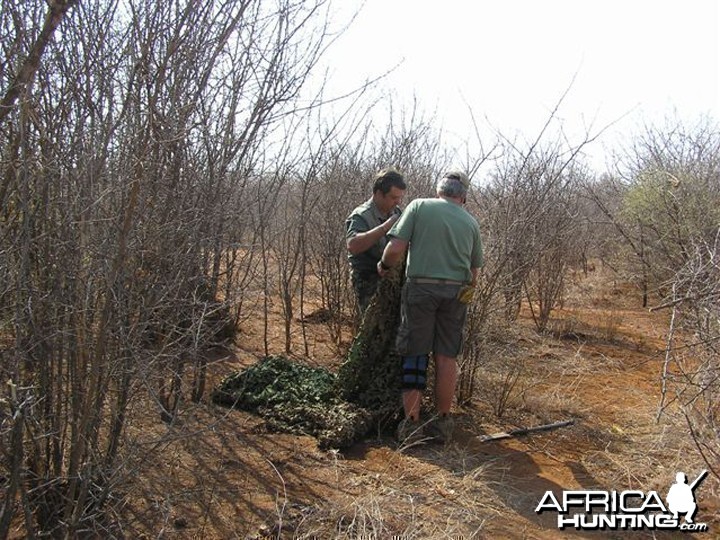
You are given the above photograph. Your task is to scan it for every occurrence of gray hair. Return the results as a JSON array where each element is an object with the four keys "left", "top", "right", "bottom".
[{"left": 437, "top": 177, "right": 467, "bottom": 199}]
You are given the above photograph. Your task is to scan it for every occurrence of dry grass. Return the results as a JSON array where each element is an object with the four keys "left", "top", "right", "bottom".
[{"left": 268, "top": 442, "right": 501, "bottom": 539}]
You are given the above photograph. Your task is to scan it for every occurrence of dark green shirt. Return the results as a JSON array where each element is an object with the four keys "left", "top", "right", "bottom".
[{"left": 345, "top": 198, "right": 401, "bottom": 277}]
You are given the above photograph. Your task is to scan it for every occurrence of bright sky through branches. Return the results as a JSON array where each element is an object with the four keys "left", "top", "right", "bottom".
[{"left": 319, "top": 0, "right": 720, "bottom": 171}]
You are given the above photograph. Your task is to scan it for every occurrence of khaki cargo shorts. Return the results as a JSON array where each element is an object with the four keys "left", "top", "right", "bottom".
[{"left": 395, "top": 281, "right": 468, "bottom": 357}]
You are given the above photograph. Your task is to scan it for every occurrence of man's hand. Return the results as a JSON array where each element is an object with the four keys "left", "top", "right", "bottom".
[
  {"left": 378, "top": 236, "right": 408, "bottom": 278},
  {"left": 382, "top": 214, "right": 399, "bottom": 233},
  {"left": 457, "top": 284, "right": 475, "bottom": 304}
]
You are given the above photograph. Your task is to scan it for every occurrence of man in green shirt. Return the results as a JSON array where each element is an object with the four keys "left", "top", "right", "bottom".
[
  {"left": 346, "top": 167, "right": 407, "bottom": 314},
  {"left": 377, "top": 170, "right": 483, "bottom": 444}
]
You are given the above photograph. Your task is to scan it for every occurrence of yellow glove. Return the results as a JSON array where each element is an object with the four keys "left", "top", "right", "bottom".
[{"left": 457, "top": 285, "right": 475, "bottom": 305}]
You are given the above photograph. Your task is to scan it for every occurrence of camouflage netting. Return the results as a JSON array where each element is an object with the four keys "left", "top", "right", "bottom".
[
  {"left": 212, "top": 266, "right": 405, "bottom": 448},
  {"left": 336, "top": 265, "right": 404, "bottom": 418}
]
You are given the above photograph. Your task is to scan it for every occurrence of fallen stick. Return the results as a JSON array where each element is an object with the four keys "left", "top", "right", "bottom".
[{"left": 478, "top": 419, "right": 575, "bottom": 443}]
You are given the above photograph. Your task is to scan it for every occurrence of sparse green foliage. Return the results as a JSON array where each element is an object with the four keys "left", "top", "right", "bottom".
[{"left": 621, "top": 166, "right": 720, "bottom": 283}]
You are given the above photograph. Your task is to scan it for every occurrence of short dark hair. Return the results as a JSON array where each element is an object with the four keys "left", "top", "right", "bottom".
[{"left": 372, "top": 167, "right": 406, "bottom": 195}]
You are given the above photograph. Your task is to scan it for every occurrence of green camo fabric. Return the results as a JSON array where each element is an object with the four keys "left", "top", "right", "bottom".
[{"left": 212, "top": 265, "right": 404, "bottom": 448}]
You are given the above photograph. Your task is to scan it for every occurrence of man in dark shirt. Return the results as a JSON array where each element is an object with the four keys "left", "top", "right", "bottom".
[{"left": 345, "top": 167, "right": 406, "bottom": 314}]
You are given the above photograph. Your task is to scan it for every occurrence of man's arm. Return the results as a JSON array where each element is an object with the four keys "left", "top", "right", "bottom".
[
  {"left": 470, "top": 267, "right": 478, "bottom": 287},
  {"left": 377, "top": 236, "right": 408, "bottom": 276},
  {"left": 347, "top": 214, "right": 398, "bottom": 255}
]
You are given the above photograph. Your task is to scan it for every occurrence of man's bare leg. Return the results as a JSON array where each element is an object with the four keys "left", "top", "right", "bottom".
[
  {"left": 402, "top": 389, "right": 422, "bottom": 421},
  {"left": 434, "top": 354, "right": 458, "bottom": 415}
]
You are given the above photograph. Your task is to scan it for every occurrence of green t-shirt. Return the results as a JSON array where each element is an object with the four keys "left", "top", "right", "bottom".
[{"left": 388, "top": 198, "right": 483, "bottom": 282}]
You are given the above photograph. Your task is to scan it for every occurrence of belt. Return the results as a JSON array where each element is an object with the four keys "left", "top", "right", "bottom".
[{"left": 409, "top": 277, "right": 465, "bottom": 286}]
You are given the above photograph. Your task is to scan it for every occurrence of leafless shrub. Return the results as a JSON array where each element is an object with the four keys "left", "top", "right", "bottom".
[
  {"left": 490, "top": 153, "right": 587, "bottom": 331},
  {"left": 0, "top": 0, "right": 339, "bottom": 535},
  {"left": 655, "top": 234, "right": 720, "bottom": 480},
  {"left": 306, "top": 150, "right": 367, "bottom": 348},
  {"left": 458, "top": 112, "right": 597, "bottom": 402}
]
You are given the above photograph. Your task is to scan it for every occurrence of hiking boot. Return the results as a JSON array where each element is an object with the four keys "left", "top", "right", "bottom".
[
  {"left": 426, "top": 414, "right": 455, "bottom": 443},
  {"left": 396, "top": 418, "right": 425, "bottom": 447}
]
